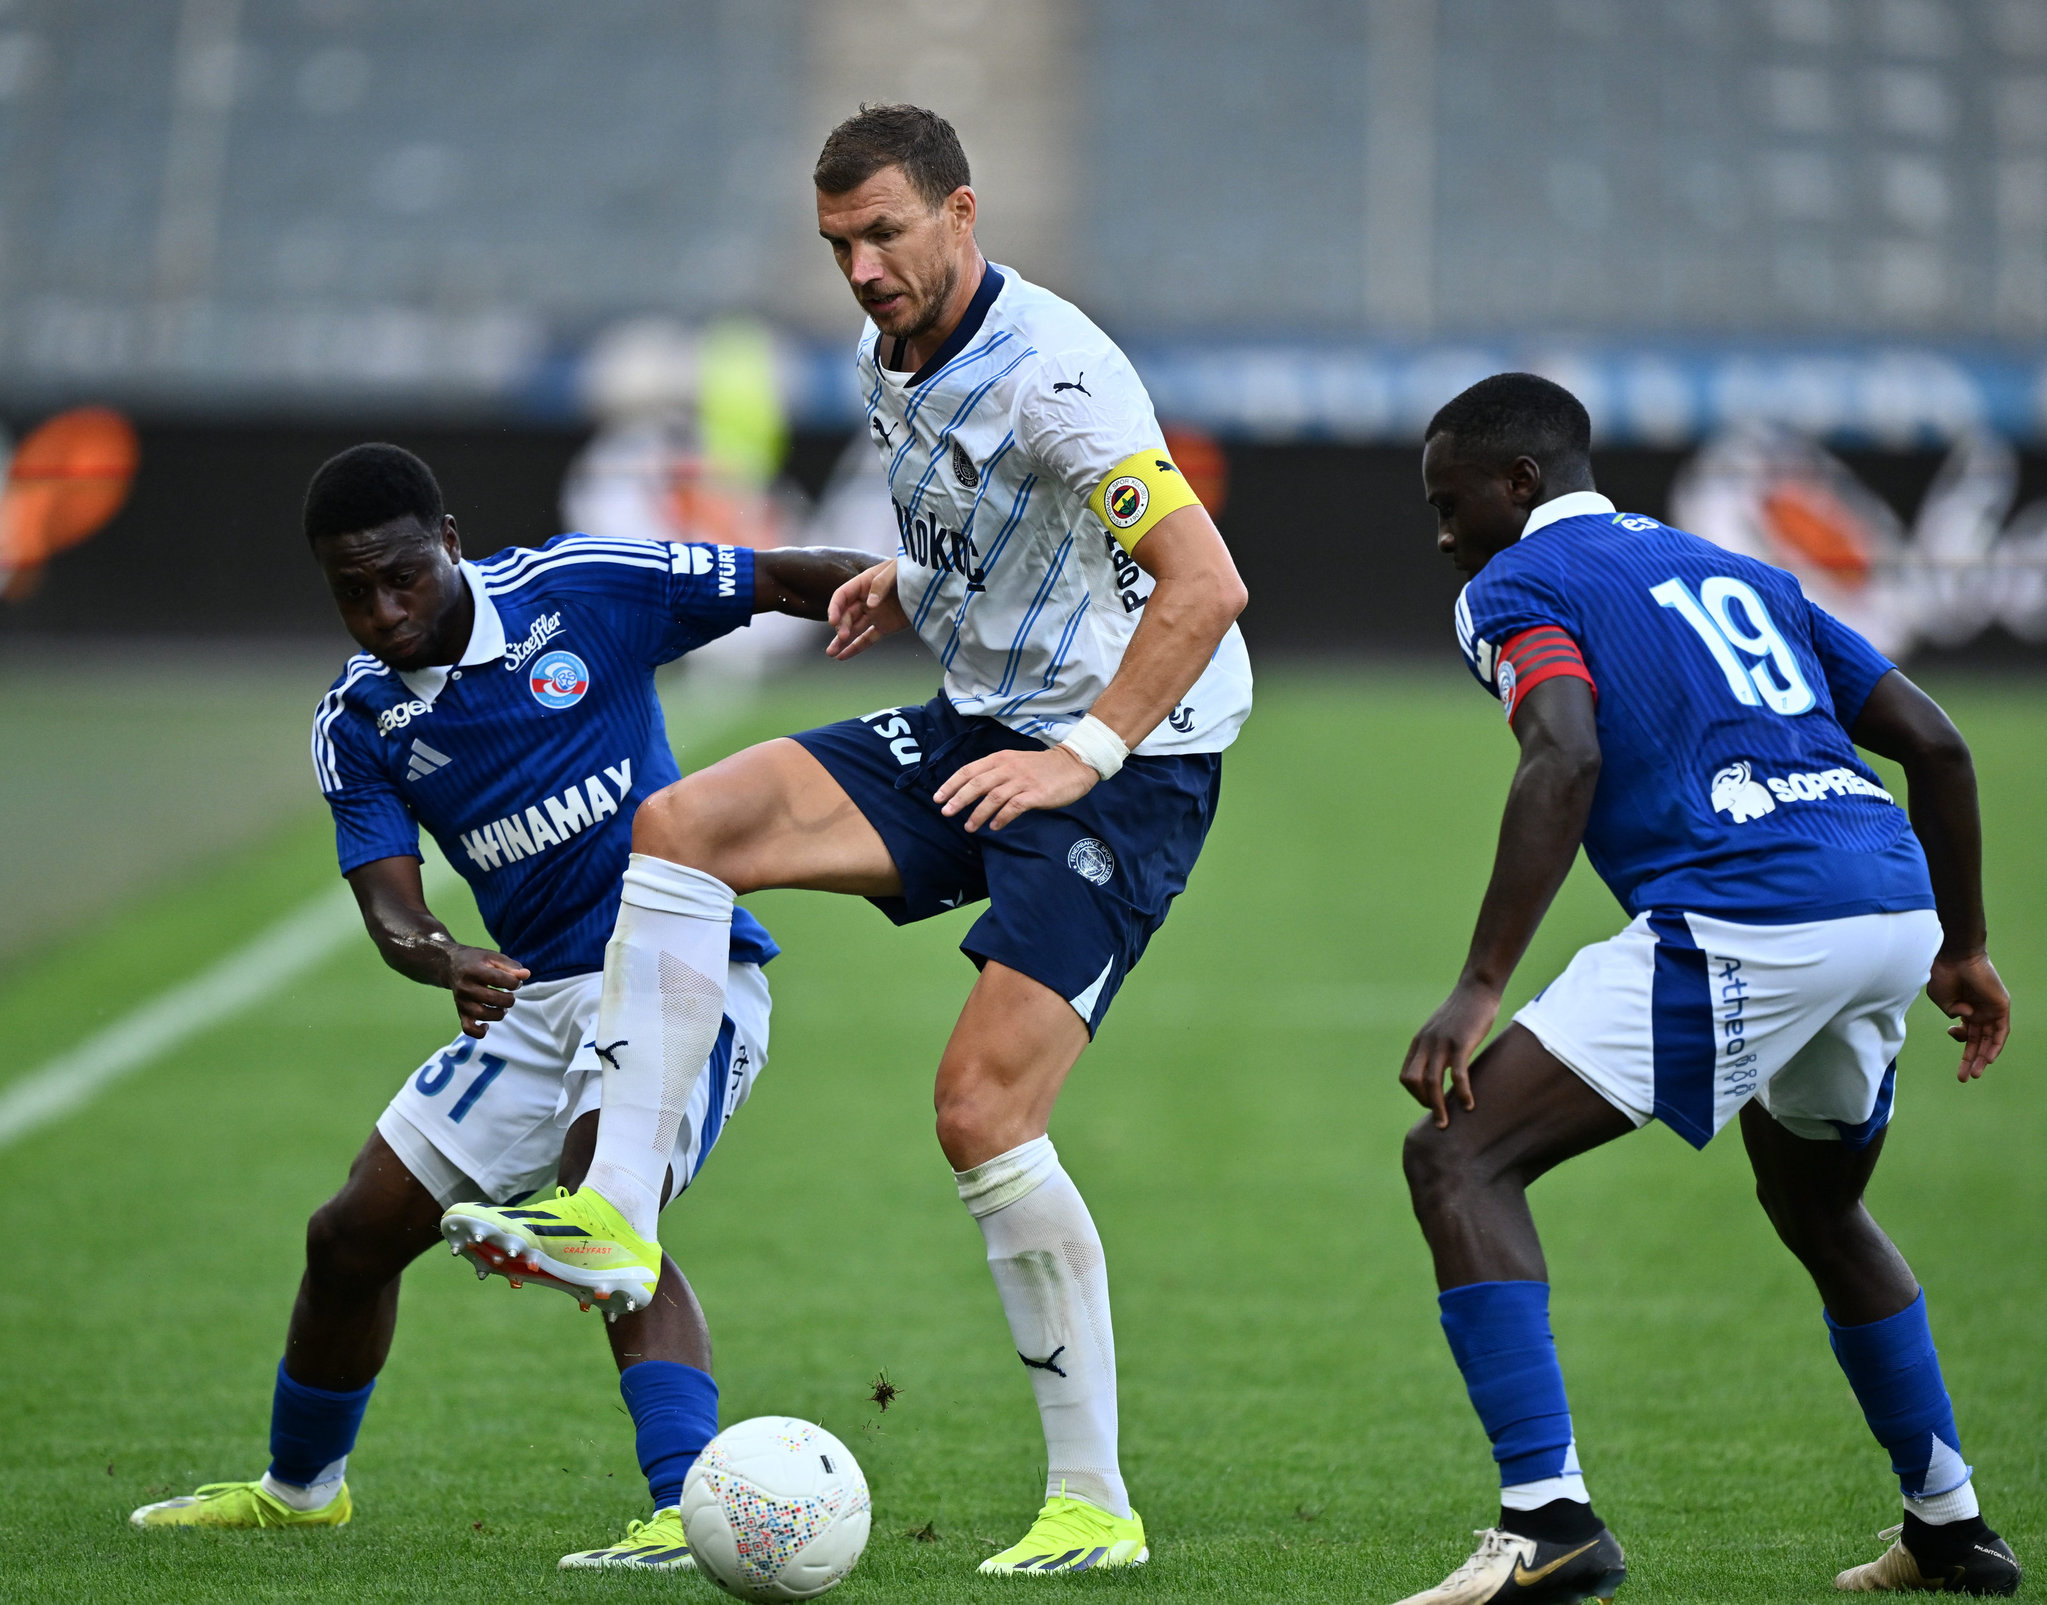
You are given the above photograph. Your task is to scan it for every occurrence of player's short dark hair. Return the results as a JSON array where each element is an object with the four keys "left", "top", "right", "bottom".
[
  {"left": 813, "top": 103, "right": 970, "bottom": 209},
  {"left": 303, "top": 442, "right": 444, "bottom": 543},
  {"left": 1425, "top": 372, "right": 1593, "bottom": 474}
]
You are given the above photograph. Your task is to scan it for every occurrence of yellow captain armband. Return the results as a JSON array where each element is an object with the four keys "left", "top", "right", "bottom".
[{"left": 1086, "top": 448, "right": 1204, "bottom": 554}]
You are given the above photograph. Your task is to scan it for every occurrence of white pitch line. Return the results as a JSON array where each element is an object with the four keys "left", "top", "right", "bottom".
[
  {"left": 0, "top": 670, "right": 762, "bottom": 1155},
  {"left": 0, "top": 858, "right": 461, "bottom": 1153}
]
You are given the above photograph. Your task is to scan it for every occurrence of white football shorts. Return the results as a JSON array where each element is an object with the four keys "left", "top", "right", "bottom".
[
  {"left": 376, "top": 962, "right": 770, "bottom": 1207},
  {"left": 1515, "top": 908, "right": 1942, "bottom": 1150}
]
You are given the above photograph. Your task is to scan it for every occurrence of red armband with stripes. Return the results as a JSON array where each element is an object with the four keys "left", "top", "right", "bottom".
[{"left": 1497, "top": 625, "right": 1595, "bottom": 724}]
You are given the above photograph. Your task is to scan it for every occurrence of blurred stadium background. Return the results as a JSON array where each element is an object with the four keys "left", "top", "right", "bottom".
[
  {"left": 0, "top": 8, "right": 2042, "bottom": 1598},
  {"left": 6, "top": 0, "right": 2047, "bottom": 952}
]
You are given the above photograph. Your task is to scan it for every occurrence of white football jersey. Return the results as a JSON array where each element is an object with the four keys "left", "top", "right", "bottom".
[{"left": 859, "top": 265, "right": 1253, "bottom": 755}]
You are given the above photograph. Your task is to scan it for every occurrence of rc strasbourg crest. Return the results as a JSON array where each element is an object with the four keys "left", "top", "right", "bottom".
[
  {"left": 950, "top": 439, "right": 980, "bottom": 489},
  {"left": 529, "top": 648, "right": 590, "bottom": 710}
]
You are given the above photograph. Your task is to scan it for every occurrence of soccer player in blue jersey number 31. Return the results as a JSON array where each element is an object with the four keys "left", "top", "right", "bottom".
[
  {"left": 129, "top": 443, "right": 876, "bottom": 1570},
  {"left": 1390, "top": 374, "right": 2018, "bottom": 1604}
]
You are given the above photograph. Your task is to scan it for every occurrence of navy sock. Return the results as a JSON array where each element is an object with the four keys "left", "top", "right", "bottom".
[
  {"left": 268, "top": 1360, "right": 374, "bottom": 1488},
  {"left": 1440, "top": 1281, "right": 1577, "bottom": 1487},
  {"left": 1827, "top": 1289, "right": 1972, "bottom": 1503},
  {"left": 620, "top": 1361, "right": 718, "bottom": 1512}
]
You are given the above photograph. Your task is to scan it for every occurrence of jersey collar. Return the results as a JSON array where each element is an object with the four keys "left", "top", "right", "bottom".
[
  {"left": 1520, "top": 490, "right": 1616, "bottom": 540},
  {"left": 876, "top": 262, "right": 1006, "bottom": 386},
  {"left": 398, "top": 560, "right": 506, "bottom": 706}
]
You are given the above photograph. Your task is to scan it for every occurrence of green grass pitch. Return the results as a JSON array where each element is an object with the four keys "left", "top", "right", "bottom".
[{"left": 0, "top": 669, "right": 2039, "bottom": 1603}]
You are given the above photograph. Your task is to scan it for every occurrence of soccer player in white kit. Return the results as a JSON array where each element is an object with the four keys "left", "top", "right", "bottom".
[{"left": 443, "top": 103, "right": 1253, "bottom": 1575}]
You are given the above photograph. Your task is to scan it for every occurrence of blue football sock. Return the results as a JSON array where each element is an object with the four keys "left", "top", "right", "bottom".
[
  {"left": 620, "top": 1361, "right": 718, "bottom": 1512},
  {"left": 1827, "top": 1289, "right": 1973, "bottom": 1507},
  {"left": 268, "top": 1360, "right": 374, "bottom": 1488},
  {"left": 1439, "top": 1280, "right": 1586, "bottom": 1503}
]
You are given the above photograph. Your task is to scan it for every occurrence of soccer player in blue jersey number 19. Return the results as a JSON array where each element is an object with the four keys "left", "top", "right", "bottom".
[
  {"left": 128, "top": 444, "right": 876, "bottom": 1573},
  {"left": 1388, "top": 376, "right": 2019, "bottom": 1605}
]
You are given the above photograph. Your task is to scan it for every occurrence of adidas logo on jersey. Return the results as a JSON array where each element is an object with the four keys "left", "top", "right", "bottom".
[
  {"left": 406, "top": 740, "right": 453, "bottom": 782},
  {"left": 459, "top": 758, "right": 632, "bottom": 871},
  {"left": 1710, "top": 760, "right": 1894, "bottom": 824}
]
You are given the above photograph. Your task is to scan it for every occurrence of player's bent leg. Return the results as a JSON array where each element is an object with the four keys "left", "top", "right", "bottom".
[
  {"left": 132, "top": 1130, "right": 443, "bottom": 1530},
  {"left": 1394, "top": 1026, "right": 1635, "bottom": 1604},
  {"left": 562, "top": 740, "right": 899, "bottom": 1246},
  {"left": 932, "top": 964, "right": 1147, "bottom": 1573},
  {"left": 1741, "top": 1107, "right": 2021, "bottom": 1596}
]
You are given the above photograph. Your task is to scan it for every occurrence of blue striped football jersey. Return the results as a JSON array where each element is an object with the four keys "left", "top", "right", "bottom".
[
  {"left": 312, "top": 535, "right": 776, "bottom": 981},
  {"left": 1454, "top": 493, "right": 1935, "bottom": 923}
]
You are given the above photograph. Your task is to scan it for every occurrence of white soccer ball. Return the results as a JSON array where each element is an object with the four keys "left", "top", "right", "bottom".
[{"left": 681, "top": 1416, "right": 871, "bottom": 1600}]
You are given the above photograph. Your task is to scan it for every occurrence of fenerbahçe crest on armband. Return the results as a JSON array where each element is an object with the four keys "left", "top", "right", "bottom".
[{"left": 1087, "top": 449, "right": 1203, "bottom": 554}]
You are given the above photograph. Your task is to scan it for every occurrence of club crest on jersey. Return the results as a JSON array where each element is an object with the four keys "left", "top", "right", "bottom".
[
  {"left": 530, "top": 649, "right": 589, "bottom": 709},
  {"left": 1103, "top": 475, "right": 1149, "bottom": 530},
  {"left": 950, "top": 439, "right": 980, "bottom": 488},
  {"left": 1067, "top": 837, "right": 1115, "bottom": 886}
]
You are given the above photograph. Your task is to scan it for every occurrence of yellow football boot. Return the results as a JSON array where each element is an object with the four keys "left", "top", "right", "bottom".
[
  {"left": 978, "top": 1494, "right": 1148, "bottom": 1575},
  {"left": 130, "top": 1479, "right": 352, "bottom": 1529},
  {"left": 440, "top": 1186, "right": 660, "bottom": 1316},
  {"left": 558, "top": 1506, "right": 695, "bottom": 1571}
]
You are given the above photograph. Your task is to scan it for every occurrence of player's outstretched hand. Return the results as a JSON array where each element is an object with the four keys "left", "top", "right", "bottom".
[
  {"left": 447, "top": 947, "right": 528, "bottom": 1039},
  {"left": 1926, "top": 950, "right": 2011, "bottom": 1082},
  {"left": 825, "top": 558, "right": 907, "bottom": 660},
  {"left": 1400, "top": 980, "right": 1502, "bottom": 1128},
  {"left": 936, "top": 744, "right": 1098, "bottom": 834}
]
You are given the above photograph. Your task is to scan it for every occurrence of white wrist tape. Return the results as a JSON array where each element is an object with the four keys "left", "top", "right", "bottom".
[{"left": 1059, "top": 714, "right": 1129, "bottom": 781}]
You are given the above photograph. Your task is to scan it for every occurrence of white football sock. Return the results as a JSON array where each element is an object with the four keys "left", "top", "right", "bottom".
[
  {"left": 261, "top": 1460, "right": 344, "bottom": 1511},
  {"left": 1501, "top": 1438, "right": 1590, "bottom": 1508},
  {"left": 585, "top": 854, "right": 734, "bottom": 1241},
  {"left": 957, "top": 1136, "right": 1130, "bottom": 1519},
  {"left": 1906, "top": 1479, "right": 1980, "bottom": 1524}
]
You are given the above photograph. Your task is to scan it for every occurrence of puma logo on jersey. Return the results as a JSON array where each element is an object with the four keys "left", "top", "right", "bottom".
[
  {"left": 870, "top": 415, "right": 896, "bottom": 448},
  {"left": 950, "top": 439, "right": 980, "bottom": 488},
  {"left": 1052, "top": 374, "right": 1089, "bottom": 395},
  {"left": 406, "top": 740, "right": 453, "bottom": 781},
  {"left": 459, "top": 758, "right": 633, "bottom": 871}
]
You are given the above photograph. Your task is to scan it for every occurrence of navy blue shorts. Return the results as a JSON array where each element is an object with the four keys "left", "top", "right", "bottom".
[{"left": 793, "top": 694, "right": 1223, "bottom": 1034}]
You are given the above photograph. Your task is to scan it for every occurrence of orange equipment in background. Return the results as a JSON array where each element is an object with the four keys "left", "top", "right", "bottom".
[{"left": 0, "top": 407, "right": 141, "bottom": 600}]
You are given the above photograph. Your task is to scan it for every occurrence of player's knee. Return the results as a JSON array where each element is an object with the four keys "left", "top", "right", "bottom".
[
  {"left": 932, "top": 1079, "right": 1011, "bottom": 1170},
  {"left": 632, "top": 774, "right": 746, "bottom": 872},
  {"left": 1401, "top": 1120, "right": 1462, "bottom": 1213},
  {"left": 303, "top": 1193, "right": 405, "bottom": 1289}
]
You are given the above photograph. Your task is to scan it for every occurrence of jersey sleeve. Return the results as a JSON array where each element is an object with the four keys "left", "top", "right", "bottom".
[
  {"left": 1012, "top": 348, "right": 1203, "bottom": 553},
  {"left": 653, "top": 542, "right": 756, "bottom": 662},
  {"left": 494, "top": 537, "right": 756, "bottom": 666},
  {"left": 1496, "top": 625, "right": 1596, "bottom": 725},
  {"left": 312, "top": 700, "right": 419, "bottom": 875},
  {"left": 1453, "top": 561, "right": 1581, "bottom": 708},
  {"left": 1806, "top": 600, "right": 1896, "bottom": 728}
]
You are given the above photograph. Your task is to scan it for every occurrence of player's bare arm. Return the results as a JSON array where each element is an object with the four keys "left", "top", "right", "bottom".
[
  {"left": 345, "top": 854, "right": 527, "bottom": 1038},
  {"left": 752, "top": 545, "right": 884, "bottom": 620},
  {"left": 932, "top": 505, "right": 1247, "bottom": 833},
  {"left": 1850, "top": 669, "right": 2011, "bottom": 1079},
  {"left": 1400, "top": 676, "right": 1601, "bottom": 1127}
]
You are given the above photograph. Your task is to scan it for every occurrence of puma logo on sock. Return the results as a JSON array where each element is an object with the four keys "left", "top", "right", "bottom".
[{"left": 1018, "top": 1346, "right": 1068, "bottom": 1377}]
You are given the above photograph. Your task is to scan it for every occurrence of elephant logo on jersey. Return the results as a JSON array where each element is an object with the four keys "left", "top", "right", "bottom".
[
  {"left": 530, "top": 649, "right": 590, "bottom": 710},
  {"left": 950, "top": 439, "right": 980, "bottom": 488},
  {"left": 1710, "top": 761, "right": 1777, "bottom": 823},
  {"left": 1067, "top": 837, "right": 1115, "bottom": 885},
  {"left": 1103, "top": 476, "right": 1148, "bottom": 530}
]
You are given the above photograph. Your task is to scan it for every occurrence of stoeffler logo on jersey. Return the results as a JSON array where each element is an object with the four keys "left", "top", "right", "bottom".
[
  {"left": 503, "top": 611, "right": 564, "bottom": 673},
  {"left": 676, "top": 543, "right": 741, "bottom": 598}
]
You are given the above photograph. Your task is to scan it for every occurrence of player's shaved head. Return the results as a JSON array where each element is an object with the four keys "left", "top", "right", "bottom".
[
  {"left": 1424, "top": 373, "right": 1592, "bottom": 480},
  {"left": 814, "top": 103, "right": 970, "bottom": 210},
  {"left": 304, "top": 442, "right": 444, "bottom": 544}
]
